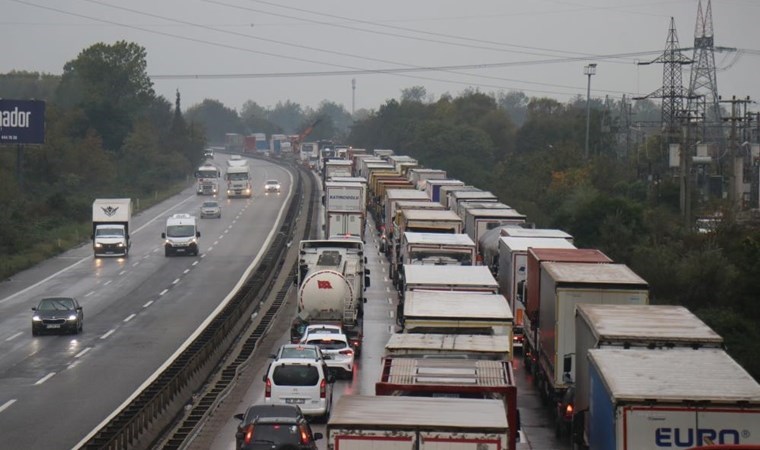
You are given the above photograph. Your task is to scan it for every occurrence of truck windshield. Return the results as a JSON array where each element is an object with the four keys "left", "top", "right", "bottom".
[
  {"left": 227, "top": 172, "right": 248, "bottom": 181},
  {"left": 95, "top": 228, "right": 124, "bottom": 237},
  {"left": 166, "top": 225, "right": 195, "bottom": 238},
  {"left": 195, "top": 169, "right": 219, "bottom": 179}
]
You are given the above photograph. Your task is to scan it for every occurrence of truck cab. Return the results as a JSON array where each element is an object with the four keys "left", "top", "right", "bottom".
[
  {"left": 161, "top": 214, "right": 200, "bottom": 256},
  {"left": 92, "top": 198, "right": 132, "bottom": 257}
]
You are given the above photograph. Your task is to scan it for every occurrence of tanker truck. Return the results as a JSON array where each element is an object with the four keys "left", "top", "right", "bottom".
[{"left": 291, "top": 237, "right": 370, "bottom": 355}]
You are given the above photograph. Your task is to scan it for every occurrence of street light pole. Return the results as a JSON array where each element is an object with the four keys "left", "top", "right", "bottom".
[{"left": 584, "top": 63, "right": 597, "bottom": 160}]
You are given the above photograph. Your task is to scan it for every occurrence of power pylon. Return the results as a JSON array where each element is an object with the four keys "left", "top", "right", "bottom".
[
  {"left": 687, "top": 0, "right": 723, "bottom": 144},
  {"left": 635, "top": 17, "right": 692, "bottom": 138}
]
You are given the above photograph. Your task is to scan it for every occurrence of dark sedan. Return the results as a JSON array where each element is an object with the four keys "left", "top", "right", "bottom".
[{"left": 32, "top": 297, "right": 84, "bottom": 336}]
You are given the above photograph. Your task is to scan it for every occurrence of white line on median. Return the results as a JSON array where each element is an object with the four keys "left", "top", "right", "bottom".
[
  {"left": 35, "top": 372, "right": 56, "bottom": 385},
  {"left": 192, "top": 261, "right": 198, "bottom": 266},
  {"left": 143, "top": 300, "right": 153, "bottom": 308},
  {"left": 159, "top": 289, "right": 168, "bottom": 296},
  {"left": 100, "top": 329, "right": 115, "bottom": 339},
  {"left": 75, "top": 347, "right": 92, "bottom": 358},
  {"left": 183, "top": 269, "right": 190, "bottom": 274},
  {"left": 124, "top": 314, "right": 136, "bottom": 322},
  {"left": 0, "top": 399, "right": 17, "bottom": 413},
  {"left": 172, "top": 279, "right": 180, "bottom": 285}
]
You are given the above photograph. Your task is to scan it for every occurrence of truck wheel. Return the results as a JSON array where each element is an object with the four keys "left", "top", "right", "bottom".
[{"left": 165, "top": 248, "right": 171, "bottom": 257}]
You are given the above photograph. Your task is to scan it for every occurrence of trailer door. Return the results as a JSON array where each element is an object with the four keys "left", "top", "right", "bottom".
[{"left": 419, "top": 430, "right": 506, "bottom": 450}]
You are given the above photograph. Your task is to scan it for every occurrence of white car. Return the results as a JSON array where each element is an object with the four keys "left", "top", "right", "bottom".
[
  {"left": 299, "top": 324, "right": 343, "bottom": 343},
  {"left": 199, "top": 200, "right": 221, "bottom": 219},
  {"left": 303, "top": 333, "right": 355, "bottom": 380},
  {"left": 264, "top": 179, "right": 281, "bottom": 193},
  {"left": 263, "top": 357, "right": 334, "bottom": 421}
]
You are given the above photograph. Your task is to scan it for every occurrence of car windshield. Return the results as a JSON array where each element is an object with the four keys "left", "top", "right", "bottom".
[
  {"left": 272, "top": 365, "right": 319, "bottom": 386},
  {"left": 306, "top": 337, "right": 348, "bottom": 351},
  {"left": 250, "top": 424, "right": 301, "bottom": 445},
  {"left": 166, "top": 225, "right": 195, "bottom": 238},
  {"left": 95, "top": 227, "right": 124, "bottom": 238},
  {"left": 202, "top": 202, "right": 219, "bottom": 208},
  {"left": 280, "top": 346, "right": 319, "bottom": 359},
  {"left": 38, "top": 298, "right": 75, "bottom": 311}
]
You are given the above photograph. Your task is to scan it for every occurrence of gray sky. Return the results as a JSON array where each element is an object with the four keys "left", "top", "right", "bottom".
[{"left": 3, "top": 0, "right": 759, "bottom": 113}]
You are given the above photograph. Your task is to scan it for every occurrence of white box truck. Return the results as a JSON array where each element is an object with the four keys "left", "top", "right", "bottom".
[
  {"left": 92, "top": 198, "right": 132, "bottom": 257},
  {"left": 327, "top": 396, "right": 511, "bottom": 450},
  {"left": 324, "top": 181, "right": 366, "bottom": 239}
]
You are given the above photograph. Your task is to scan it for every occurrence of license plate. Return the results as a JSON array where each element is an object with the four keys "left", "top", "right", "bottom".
[
  {"left": 285, "top": 398, "right": 305, "bottom": 404},
  {"left": 47, "top": 324, "right": 61, "bottom": 329}
]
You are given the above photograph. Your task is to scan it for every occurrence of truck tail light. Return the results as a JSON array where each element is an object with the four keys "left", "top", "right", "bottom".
[
  {"left": 265, "top": 378, "right": 271, "bottom": 398},
  {"left": 320, "top": 378, "right": 326, "bottom": 398},
  {"left": 565, "top": 403, "right": 574, "bottom": 418},
  {"left": 243, "top": 424, "right": 254, "bottom": 444}
]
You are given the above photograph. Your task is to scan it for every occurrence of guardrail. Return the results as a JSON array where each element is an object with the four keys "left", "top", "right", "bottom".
[{"left": 80, "top": 158, "right": 313, "bottom": 449}]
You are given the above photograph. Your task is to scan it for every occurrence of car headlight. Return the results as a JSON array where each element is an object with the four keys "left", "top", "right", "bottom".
[
  {"left": 117, "top": 242, "right": 125, "bottom": 247},
  {"left": 67, "top": 314, "right": 78, "bottom": 321},
  {"left": 94, "top": 243, "right": 103, "bottom": 248},
  {"left": 33, "top": 315, "right": 41, "bottom": 322}
]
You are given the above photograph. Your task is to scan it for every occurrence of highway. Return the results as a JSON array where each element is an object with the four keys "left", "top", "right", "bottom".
[{"left": 0, "top": 155, "right": 293, "bottom": 450}]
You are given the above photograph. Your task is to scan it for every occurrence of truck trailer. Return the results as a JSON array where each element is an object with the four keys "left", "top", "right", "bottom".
[
  {"left": 424, "top": 179, "right": 463, "bottom": 202},
  {"left": 584, "top": 348, "right": 760, "bottom": 450},
  {"left": 383, "top": 333, "right": 510, "bottom": 361},
  {"left": 394, "top": 231, "right": 476, "bottom": 289},
  {"left": 324, "top": 181, "right": 366, "bottom": 239}
]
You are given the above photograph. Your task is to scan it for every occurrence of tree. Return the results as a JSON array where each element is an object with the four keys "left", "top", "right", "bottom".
[
  {"left": 497, "top": 91, "right": 529, "bottom": 127},
  {"left": 401, "top": 86, "right": 428, "bottom": 103},
  {"left": 186, "top": 99, "right": 242, "bottom": 145},
  {"left": 56, "top": 41, "right": 155, "bottom": 151}
]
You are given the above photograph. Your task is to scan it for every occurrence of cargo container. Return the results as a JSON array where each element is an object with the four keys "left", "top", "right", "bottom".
[
  {"left": 439, "top": 185, "right": 480, "bottom": 208},
  {"left": 425, "top": 179, "right": 464, "bottom": 203},
  {"left": 394, "top": 231, "right": 475, "bottom": 288},
  {"left": 383, "top": 333, "right": 510, "bottom": 360},
  {"left": 464, "top": 208, "right": 527, "bottom": 254}
]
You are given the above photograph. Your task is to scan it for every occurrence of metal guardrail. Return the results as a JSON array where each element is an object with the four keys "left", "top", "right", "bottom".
[{"left": 80, "top": 158, "right": 314, "bottom": 449}]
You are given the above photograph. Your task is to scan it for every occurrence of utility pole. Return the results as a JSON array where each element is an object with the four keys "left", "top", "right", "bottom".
[
  {"left": 584, "top": 63, "right": 597, "bottom": 160},
  {"left": 720, "top": 95, "right": 752, "bottom": 209},
  {"left": 351, "top": 78, "right": 356, "bottom": 115}
]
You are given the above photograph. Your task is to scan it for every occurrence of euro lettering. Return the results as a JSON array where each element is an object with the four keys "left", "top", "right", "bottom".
[
  {"left": 655, "top": 427, "right": 741, "bottom": 447},
  {"left": 0, "top": 107, "right": 32, "bottom": 128}
]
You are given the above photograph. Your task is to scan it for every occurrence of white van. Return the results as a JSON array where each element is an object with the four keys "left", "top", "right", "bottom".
[
  {"left": 161, "top": 214, "right": 200, "bottom": 256},
  {"left": 263, "top": 357, "right": 335, "bottom": 421}
]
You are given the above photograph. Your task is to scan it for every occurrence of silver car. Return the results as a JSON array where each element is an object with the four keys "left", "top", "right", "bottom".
[
  {"left": 264, "top": 180, "right": 281, "bottom": 194},
  {"left": 200, "top": 200, "right": 221, "bottom": 219}
]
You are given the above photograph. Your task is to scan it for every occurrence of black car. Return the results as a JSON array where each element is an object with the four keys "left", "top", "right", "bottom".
[
  {"left": 234, "top": 404, "right": 322, "bottom": 450},
  {"left": 32, "top": 297, "right": 84, "bottom": 336}
]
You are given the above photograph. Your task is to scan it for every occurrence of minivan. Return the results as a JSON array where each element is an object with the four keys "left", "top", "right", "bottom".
[{"left": 263, "top": 358, "right": 335, "bottom": 422}]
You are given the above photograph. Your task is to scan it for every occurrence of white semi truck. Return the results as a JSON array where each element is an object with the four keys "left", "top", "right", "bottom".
[
  {"left": 91, "top": 198, "right": 132, "bottom": 257},
  {"left": 225, "top": 159, "right": 251, "bottom": 198},
  {"left": 195, "top": 163, "right": 221, "bottom": 195},
  {"left": 291, "top": 238, "right": 370, "bottom": 355},
  {"left": 324, "top": 181, "right": 366, "bottom": 240}
]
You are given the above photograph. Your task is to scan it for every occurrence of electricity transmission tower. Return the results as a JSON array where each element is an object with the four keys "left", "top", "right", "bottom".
[{"left": 687, "top": 0, "right": 723, "bottom": 145}]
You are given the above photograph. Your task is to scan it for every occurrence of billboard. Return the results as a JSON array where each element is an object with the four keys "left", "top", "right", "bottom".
[{"left": 0, "top": 99, "right": 45, "bottom": 144}]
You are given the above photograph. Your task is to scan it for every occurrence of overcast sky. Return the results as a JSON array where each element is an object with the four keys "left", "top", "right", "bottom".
[{"left": 3, "top": 0, "right": 759, "bottom": 114}]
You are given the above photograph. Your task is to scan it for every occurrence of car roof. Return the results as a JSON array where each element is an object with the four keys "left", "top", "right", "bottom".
[{"left": 266, "top": 179, "right": 279, "bottom": 183}]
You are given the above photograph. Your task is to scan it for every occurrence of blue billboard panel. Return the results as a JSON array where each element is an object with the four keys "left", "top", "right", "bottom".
[{"left": 0, "top": 99, "right": 46, "bottom": 144}]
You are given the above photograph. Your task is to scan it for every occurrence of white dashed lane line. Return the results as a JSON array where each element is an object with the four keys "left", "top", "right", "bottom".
[
  {"left": 5, "top": 332, "right": 22, "bottom": 341},
  {"left": 100, "top": 329, "right": 115, "bottom": 340},
  {"left": 119, "top": 270, "right": 126, "bottom": 276},
  {"left": 0, "top": 399, "right": 17, "bottom": 413},
  {"left": 386, "top": 287, "right": 390, "bottom": 293},
  {"left": 124, "top": 314, "right": 136, "bottom": 322},
  {"left": 183, "top": 269, "right": 190, "bottom": 274},
  {"left": 213, "top": 241, "right": 219, "bottom": 246},
  {"left": 35, "top": 372, "right": 56, "bottom": 385},
  {"left": 132, "top": 262, "right": 139, "bottom": 267},
  {"left": 389, "top": 311, "right": 395, "bottom": 319},
  {"left": 85, "top": 291, "right": 94, "bottom": 297},
  {"left": 159, "top": 289, "right": 168, "bottom": 296},
  {"left": 75, "top": 347, "right": 92, "bottom": 358},
  {"left": 207, "top": 246, "right": 214, "bottom": 251},
  {"left": 172, "top": 279, "right": 180, "bottom": 285},
  {"left": 192, "top": 261, "right": 198, "bottom": 266},
  {"left": 104, "top": 280, "right": 112, "bottom": 286},
  {"left": 387, "top": 298, "right": 393, "bottom": 305},
  {"left": 143, "top": 300, "right": 154, "bottom": 308}
]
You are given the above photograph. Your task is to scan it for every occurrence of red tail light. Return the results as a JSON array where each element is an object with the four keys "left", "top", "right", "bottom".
[
  {"left": 299, "top": 425, "right": 310, "bottom": 444},
  {"left": 339, "top": 349, "right": 354, "bottom": 356},
  {"left": 565, "top": 403, "right": 574, "bottom": 418},
  {"left": 243, "top": 424, "right": 254, "bottom": 444},
  {"left": 320, "top": 378, "right": 326, "bottom": 398},
  {"left": 265, "top": 378, "right": 271, "bottom": 398}
]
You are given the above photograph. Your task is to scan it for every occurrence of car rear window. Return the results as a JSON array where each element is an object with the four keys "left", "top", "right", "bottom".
[
  {"left": 280, "top": 347, "right": 318, "bottom": 359},
  {"left": 273, "top": 365, "right": 320, "bottom": 386},
  {"left": 306, "top": 338, "right": 348, "bottom": 350},
  {"left": 251, "top": 424, "right": 300, "bottom": 445}
]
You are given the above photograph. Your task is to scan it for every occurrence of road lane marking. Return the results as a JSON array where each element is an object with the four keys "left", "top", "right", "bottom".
[
  {"left": 35, "top": 372, "right": 56, "bottom": 385},
  {"left": 232, "top": 219, "right": 237, "bottom": 224},
  {"left": 124, "top": 314, "right": 136, "bottom": 322},
  {"left": 200, "top": 254, "right": 206, "bottom": 258},
  {"left": 75, "top": 347, "right": 92, "bottom": 358},
  {"left": 224, "top": 229, "right": 229, "bottom": 234},
  {"left": 219, "top": 235, "right": 225, "bottom": 240},
  {"left": 172, "top": 278, "right": 180, "bottom": 285},
  {"left": 183, "top": 269, "right": 190, "bottom": 274},
  {"left": 0, "top": 399, "right": 17, "bottom": 413},
  {"left": 85, "top": 291, "right": 95, "bottom": 297},
  {"left": 388, "top": 325, "right": 395, "bottom": 333},
  {"left": 5, "top": 332, "right": 22, "bottom": 341},
  {"left": 207, "top": 246, "right": 214, "bottom": 251},
  {"left": 387, "top": 298, "right": 392, "bottom": 304},
  {"left": 159, "top": 289, "right": 168, "bottom": 296},
  {"left": 119, "top": 270, "right": 126, "bottom": 276},
  {"left": 104, "top": 280, "right": 112, "bottom": 286},
  {"left": 100, "top": 329, "right": 115, "bottom": 339},
  {"left": 384, "top": 277, "right": 389, "bottom": 282},
  {"left": 386, "top": 287, "right": 390, "bottom": 293},
  {"left": 213, "top": 240, "right": 219, "bottom": 245},
  {"left": 132, "top": 262, "right": 139, "bottom": 267},
  {"left": 143, "top": 300, "right": 154, "bottom": 308},
  {"left": 192, "top": 261, "right": 198, "bottom": 266}
]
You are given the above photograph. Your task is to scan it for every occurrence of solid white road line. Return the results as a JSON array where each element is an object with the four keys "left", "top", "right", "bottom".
[
  {"left": 75, "top": 347, "right": 92, "bottom": 358},
  {"left": 5, "top": 332, "right": 22, "bottom": 341},
  {"left": 124, "top": 314, "right": 136, "bottom": 322},
  {"left": 100, "top": 329, "right": 115, "bottom": 339}
]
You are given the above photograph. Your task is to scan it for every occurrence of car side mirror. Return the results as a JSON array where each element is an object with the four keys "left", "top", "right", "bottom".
[
  {"left": 269, "top": 354, "right": 277, "bottom": 359},
  {"left": 314, "top": 432, "right": 323, "bottom": 441},
  {"left": 77, "top": 306, "right": 83, "bottom": 311},
  {"left": 196, "top": 231, "right": 201, "bottom": 238},
  {"left": 31, "top": 307, "right": 37, "bottom": 311},
  {"left": 161, "top": 232, "right": 166, "bottom": 239},
  {"left": 233, "top": 413, "right": 244, "bottom": 421}
]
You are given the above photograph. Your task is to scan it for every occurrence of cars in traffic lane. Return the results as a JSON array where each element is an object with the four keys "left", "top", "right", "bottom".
[
  {"left": 233, "top": 404, "right": 322, "bottom": 450},
  {"left": 32, "top": 297, "right": 83, "bottom": 336},
  {"left": 200, "top": 200, "right": 222, "bottom": 219}
]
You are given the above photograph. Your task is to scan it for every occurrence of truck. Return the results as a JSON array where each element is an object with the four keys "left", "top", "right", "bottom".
[
  {"left": 252, "top": 133, "right": 268, "bottom": 153},
  {"left": 537, "top": 262, "right": 649, "bottom": 405},
  {"left": 91, "top": 198, "right": 132, "bottom": 257},
  {"left": 324, "top": 159, "right": 353, "bottom": 181},
  {"left": 382, "top": 189, "right": 429, "bottom": 251},
  {"left": 439, "top": 185, "right": 480, "bottom": 208},
  {"left": 383, "top": 332, "right": 510, "bottom": 361},
  {"left": 373, "top": 360, "right": 518, "bottom": 450},
  {"left": 328, "top": 396, "right": 511, "bottom": 450},
  {"left": 425, "top": 179, "right": 464, "bottom": 203},
  {"left": 291, "top": 238, "right": 370, "bottom": 355},
  {"left": 224, "top": 133, "right": 244, "bottom": 153},
  {"left": 584, "top": 348, "right": 760, "bottom": 450},
  {"left": 161, "top": 213, "right": 200, "bottom": 256},
  {"left": 401, "top": 291, "right": 513, "bottom": 348},
  {"left": 480, "top": 227, "right": 574, "bottom": 273},
  {"left": 225, "top": 160, "right": 251, "bottom": 198},
  {"left": 391, "top": 209, "right": 464, "bottom": 271},
  {"left": 448, "top": 190, "right": 498, "bottom": 216},
  {"left": 401, "top": 264, "right": 498, "bottom": 296},
  {"left": 456, "top": 201, "right": 512, "bottom": 221},
  {"left": 496, "top": 237, "right": 576, "bottom": 352},
  {"left": 372, "top": 148, "right": 394, "bottom": 158},
  {"left": 407, "top": 168, "right": 447, "bottom": 190},
  {"left": 464, "top": 208, "right": 526, "bottom": 255},
  {"left": 324, "top": 181, "right": 366, "bottom": 239},
  {"left": 572, "top": 304, "right": 725, "bottom": 445},
  {"left": 269, "top": 134, "right": 287, "bottom": 155},
  {"left": 394, "top": 231, "right": 476, "bottom": 289},
  {"left": 194, "top": 163, "right": 221, "bottom": 195},
  {"left": 523, "top": 248, "right": 613, "bottom": 375}
]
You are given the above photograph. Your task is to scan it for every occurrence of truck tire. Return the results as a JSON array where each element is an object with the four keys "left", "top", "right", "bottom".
[{"left": 165, "top": 248, "right": 171, "bottom": 257}]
